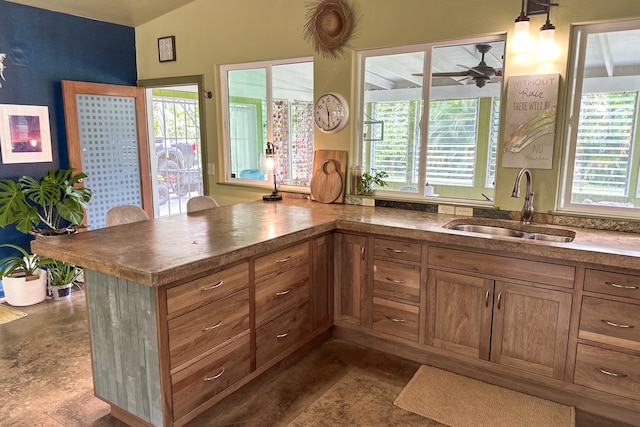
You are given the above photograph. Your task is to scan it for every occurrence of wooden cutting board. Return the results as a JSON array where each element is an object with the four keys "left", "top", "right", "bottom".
[{"left": 310, "top": 150, "right": 348, "bottom": 204}]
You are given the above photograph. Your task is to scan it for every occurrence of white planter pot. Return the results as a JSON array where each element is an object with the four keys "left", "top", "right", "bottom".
[
  {"left": 50, "top": 283, "right": 73, "bottom": 300},
  {"left": 2, "top": 269, "right": 47, "bottom": 306}
]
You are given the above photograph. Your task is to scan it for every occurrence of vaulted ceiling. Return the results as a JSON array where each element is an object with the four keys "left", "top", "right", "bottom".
[{"left": 5, "top": 0, "right": 195, "bottom": 27}]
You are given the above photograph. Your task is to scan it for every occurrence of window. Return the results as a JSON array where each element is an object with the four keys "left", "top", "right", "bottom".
[
  {"left": 358, "top": 38, "right": 505, "bottom": 201},
  {"left": 560, "top": 20, "right": 640, "bottom": 216},
  {"left": 221, "top": 58, "right": 314, "bottom": 188}
]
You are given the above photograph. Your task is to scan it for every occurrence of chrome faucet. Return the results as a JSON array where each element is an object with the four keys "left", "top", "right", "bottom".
[{"left": 511, "top": 168, "right": 534, "bottom": 224}]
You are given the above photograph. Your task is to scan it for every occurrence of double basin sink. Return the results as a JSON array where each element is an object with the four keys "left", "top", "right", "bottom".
[{"left": 443, "top": 218, "right": 575, "bottom": 243}]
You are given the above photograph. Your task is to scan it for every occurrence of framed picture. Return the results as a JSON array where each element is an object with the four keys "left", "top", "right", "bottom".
[
  {"left": 158, "top": 36, "right": 176, "bottom": 62},
  {"left": 0, "top": 104, "right": 53, "bottom": 164}
]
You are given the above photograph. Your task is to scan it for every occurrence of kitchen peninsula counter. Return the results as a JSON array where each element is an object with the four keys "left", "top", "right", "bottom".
[{"left": 31, "top": 198, "right": 640, "bottom": 285}]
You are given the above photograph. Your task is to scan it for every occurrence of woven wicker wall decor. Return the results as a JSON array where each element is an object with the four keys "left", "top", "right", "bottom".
[{"left": 303, "top": 0, "right": 358, "bottom": 59}]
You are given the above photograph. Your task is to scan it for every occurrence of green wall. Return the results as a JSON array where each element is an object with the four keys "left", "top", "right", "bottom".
[{"left": 135, "top": 0, "right": 640, "bottom": 213}]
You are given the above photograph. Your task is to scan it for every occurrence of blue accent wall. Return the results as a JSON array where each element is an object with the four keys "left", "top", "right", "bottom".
[{"left": 0, "top": 0, "right": 137, "bottom": 257}]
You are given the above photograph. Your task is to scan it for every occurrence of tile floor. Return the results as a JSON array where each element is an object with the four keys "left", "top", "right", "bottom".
[{"left": 0, "top": 287, "right": 634, "bottom": 426}]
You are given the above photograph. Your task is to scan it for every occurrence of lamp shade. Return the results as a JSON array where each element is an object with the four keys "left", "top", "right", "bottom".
[{"left": 513, "top": 19, "right": 532, "bottom": 52}]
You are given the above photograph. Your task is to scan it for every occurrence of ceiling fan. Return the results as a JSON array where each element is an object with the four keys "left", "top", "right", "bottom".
[{"left": 415, "top": 44, "right": 502, "bottom": 88}]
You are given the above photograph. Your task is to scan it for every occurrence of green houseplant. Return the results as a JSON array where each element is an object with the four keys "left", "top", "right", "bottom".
[
  {"left": 0, "top": 168, "right": 92, "bottom": 235},
  {"left": 47, "top": 259, "right": 82, "bottom": 300},
  {"left": 356, "top": 169, "right": 389, "bottom": 195},
  {"left": 0, "top": 243, "right": 54, "bottom": 306}
]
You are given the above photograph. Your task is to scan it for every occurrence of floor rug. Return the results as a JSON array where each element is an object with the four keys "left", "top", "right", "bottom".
[
  {"left": 0, "top": 304, "right": 27, "bottom": 325},
  {"left": 394, "top": 365, "right": 575, "bottom": 427}
]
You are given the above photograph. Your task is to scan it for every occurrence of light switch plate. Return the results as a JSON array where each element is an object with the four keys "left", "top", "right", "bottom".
[
  {"left": 362, "top": 198, "right": 376, "bottom": 207},
  {"left": 207, "top": 163, "right": 215, "bottom": 175},
  {"left": 455, "top": 207, "right": 474, "bottom": 216},
  {"left": 438, "top": 205, "right": 455, "bottom": 214}
]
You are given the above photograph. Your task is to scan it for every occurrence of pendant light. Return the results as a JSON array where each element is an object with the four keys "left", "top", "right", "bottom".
[
  {"left": 539, "top": 3, "right": 556, "bottom": 53},
  {"left": 513, "top": 0, "right": 531, "bottom": 52}
]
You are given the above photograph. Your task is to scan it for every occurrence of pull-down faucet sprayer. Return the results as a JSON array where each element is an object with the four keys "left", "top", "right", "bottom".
[{"left": 511, "top": 168, "right": 534, "bottom": 224}]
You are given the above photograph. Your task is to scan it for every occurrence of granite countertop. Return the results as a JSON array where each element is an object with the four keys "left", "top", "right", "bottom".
[{"left": 30, "top": 199, "right": 640, "bottom": 287}]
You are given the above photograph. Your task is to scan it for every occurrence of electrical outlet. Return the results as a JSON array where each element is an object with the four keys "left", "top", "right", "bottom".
[
  {"left": 207, "top": 163, "right": 215, "bottom": 176},
  {"left": 455, "top": 207, "right": 474, "bottom": 216},
  {"left": 438, "top": 205, "right": 455, "bottom": 215},
  {"left": 362, "top": 198, "right": 376, "bottom": 207}
]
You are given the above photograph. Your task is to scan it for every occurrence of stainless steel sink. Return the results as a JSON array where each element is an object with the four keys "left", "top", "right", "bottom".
[{"left": 444, "top": 220, "right": 575, "bottom": 243}]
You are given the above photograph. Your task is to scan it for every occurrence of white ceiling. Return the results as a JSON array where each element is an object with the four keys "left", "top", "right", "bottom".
[{"left": 6, "top": 0, "right": 196, "bottom": 27}]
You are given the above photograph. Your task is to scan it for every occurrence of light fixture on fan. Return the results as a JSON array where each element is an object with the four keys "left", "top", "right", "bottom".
[{"left": 512, "top": 0, "right": 558, "bottom": 55}]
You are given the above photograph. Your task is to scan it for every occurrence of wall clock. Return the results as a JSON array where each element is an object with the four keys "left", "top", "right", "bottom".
[
  {"left": 158, "top": 36, "right": 176, "bottom": 62},
  {"left": 314, "top": 92, "right": 349, "bottom": 134}
]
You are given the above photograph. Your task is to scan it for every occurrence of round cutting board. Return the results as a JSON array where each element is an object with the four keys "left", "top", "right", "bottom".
[{"left": 310, "top": 159, "right": 344, "bottom": 203}]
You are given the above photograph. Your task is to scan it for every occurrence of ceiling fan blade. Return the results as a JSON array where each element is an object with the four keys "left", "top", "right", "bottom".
[{"left": 432, "top": 71, "right": 469, "bottom": 77}]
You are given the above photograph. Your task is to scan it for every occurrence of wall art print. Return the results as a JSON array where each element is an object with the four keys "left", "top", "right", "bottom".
[
  {"left": 0, "top": 104, "right": 53, "bottom": 164},
  {"left": 502, "top": 73, "right": 559, "bottom": 169}
]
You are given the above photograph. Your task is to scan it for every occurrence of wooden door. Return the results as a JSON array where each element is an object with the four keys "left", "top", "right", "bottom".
[
  {"left": 311, "top": 234, "right": 334, "bottom": 333},
  {"left": 62, "top": 80, "right": 151, "bottom": 229},
  {"left": 335, "top": 233, "right": 371, "bottom": 327},
  {"left": 427, "top": 269, "right": 493, "bottom": 359},
  {"left": 490, "top": 281, "right": 572, "bottom": 379}
]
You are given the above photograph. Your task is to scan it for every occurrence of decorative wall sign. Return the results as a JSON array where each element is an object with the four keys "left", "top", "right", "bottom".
[
  {"left": 158, "top": 36, "right": 176, "bottom": 62},
  {"left": 0, "top": 104, "right": 52, "bottom": 164},
  {"left": 502, "top": 73, "right": 559, "bottom": 169}
]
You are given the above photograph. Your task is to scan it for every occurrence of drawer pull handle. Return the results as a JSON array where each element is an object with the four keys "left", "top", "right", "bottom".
[
  {"left": 276, "top": 289, "right": 291, "bottom": 297},
  {"left": 596, "top": 367, "right": 628, "bottom": 378},
  {"left": 201, "top": 280, "right": 224, "bottom": 291},
  {"left": 385, "top": 315, "right": 405, "bottom": 323},
  {"left": 276, "top": 329, "right": 291, "bottom": 339},
  {"left": 361, "top": 246, "right": 366, "bottom": 261},
  {"left": 203, "top": 319, "right": 224, "bottom": 331},
  {"left": 386, "top": 276, "right": 406, "bottom": 284},
  {"left": 606, "top": 281, "right": 639, "bottom": 290},
  {"left": 601, "top": 319, "right": 634, "bottom": 329},
  {"left": 387, "top": 247, "right": 407, "bottom": 254},
  {"left": 497, "top": 292, "right": 502, "bottom": 310},
  {"left": 276, "top": 256, "right": 291, "bottom": 263},
  {"left": 204, "top": 367, "right": 225, "bottom": 381},
  {"left": 485, "top": 290, "right": 490, "bottom": 307}
]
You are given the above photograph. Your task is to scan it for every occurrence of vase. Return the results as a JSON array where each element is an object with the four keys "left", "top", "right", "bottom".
[
  {"left": 50, "top": 283, "right": 73, "bottom": 300},
  {"left": 2, "top": 270, "right": 47, "bottom": 306}
]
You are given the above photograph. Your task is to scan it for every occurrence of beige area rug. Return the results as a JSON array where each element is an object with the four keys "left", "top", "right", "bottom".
[
  {"left": 0, "top": 304, "right": 27, "bottom": 325},
  {"left": 394, "top": 365, "right": 575, "bottom": 427}
]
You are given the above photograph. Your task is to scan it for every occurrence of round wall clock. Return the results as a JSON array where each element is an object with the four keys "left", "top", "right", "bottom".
[{"left": 314, "top": 92, "right": 349, "bottom": 134}]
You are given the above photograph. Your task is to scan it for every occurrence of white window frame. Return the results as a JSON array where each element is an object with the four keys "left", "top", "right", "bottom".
[
  {"left": 559, "top": 19, "right": 640, "bottom": 218},
  {"left": 354, "top": 36, "right": 504, "bottom": 204},
  {"left": 220, "top": 57, "right": 314, "bottom": 191}
]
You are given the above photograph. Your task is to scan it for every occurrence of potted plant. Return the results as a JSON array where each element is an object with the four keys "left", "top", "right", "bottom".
[
  {"left": 0, "top": 243, "right": 54, "bottom": 306},
  {"left": 47, "top": 260, "right": 82, "bottom": 300},
  {"left": 0, "top": 168, "right": 92, "bottom": 236},
  {"left": 356, "top": 169, "right": 389, "bottom": 195}
]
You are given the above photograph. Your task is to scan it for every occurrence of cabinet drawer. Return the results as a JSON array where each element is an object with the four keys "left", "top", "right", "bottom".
[
  {"left": 428, "top": 246, "right": 575, "bottom": 289},
  {"left": 373, "top": 260, "right": 421, "bottom": 303},
  {"left": 579, "top": 296, "right": 640, "bottom": 352},
  {"left": 373, "top": 297, "right": 419, "bottom": 342},
  {"left": 168, "top": 289, "right": 250, "bottom": 368},
  {"left": 374, "top": 238, "right": 422, "bottom": 263},
  {"left": 574, "top": 344, "right": 640, "bottom": 402},
  {"left": 255, "top": 263, "right": 310, "bottom": 326},
  {"left": 255, "top": 242, "right": 309, "bottom": 282},
  {"left": 256, "top": 303, "right": 309, "bottom": 368},
  {"left": 166, "top": 262, "right": 249, "bottom": 315},
  {"left": 585, "top": 269, "right": 640, "bottom": 300},
  {"left": 171, "top": 334, "right": 251, "bottom": 421}
]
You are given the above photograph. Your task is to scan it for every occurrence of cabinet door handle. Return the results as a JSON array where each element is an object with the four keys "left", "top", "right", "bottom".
[
  {"left": 276, "top": 329, "right": 291, "bottom": 339},
  {"left": 497, "top": 292, "right": 502, "bottom": 310},
  {"left": 276, "top": 256, "right": 291, "bottom": 263},
  {"left": 385, "top": 315, "right": 405, "bottom": 323},
  {"left": 204, "top": 367, "right": 225, "bottom": 381},
  {"left": 387, "top": 247, "right": 407, "bottom": 254},
  {"left": 203, "top": 319, "right": 224, "bottom": 331},
  {"left": 361, "top": 245, "right": 366, "bottom": 261},
  {"left": 201, "top": 280, "right": 223, "bottom": 291},
  {"left": 601, "top": 319, "right": 634, "bottom": 329},
  {"left": 386, "top": 276, "right": 406, "bottom": 284},
  {"left": 276, "top": 289, "right": 291, "bottom": 296},
  {"left": 606, "top": 281, "right": 639, "bottom": 290},
  {"left": 596, "top": 367, "right": 628, "bottom": 378},
  {"left": 485, "top": 290, "right": 490, "bottom": 307}
]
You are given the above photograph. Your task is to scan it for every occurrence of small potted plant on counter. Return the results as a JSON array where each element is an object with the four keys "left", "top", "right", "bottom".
[
  {"left": 47, "top": 260, "right": 82, "bottom": 300},
  {"left": 0, "top": 168, "right": 92, "bottom": 237},
  {"left": 0, "top": 244, "right": 54, "bottom": 306},
  {"left": 356, "top": 169, "right": 389, "bottom": 195}
]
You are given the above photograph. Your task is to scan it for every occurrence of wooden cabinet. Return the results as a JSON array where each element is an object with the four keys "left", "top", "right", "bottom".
[
  {"left": 335, "top": 233, "right": 371, "bottom": 326},
  {"left": 575, "top": 268, "right": 640, "bottom": 403},
  {"left": 426, "top": 246, "right": 573, "bottom": 380},
  {"left": 311, "top": 234, "right": 334, "bottom": 332}
]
